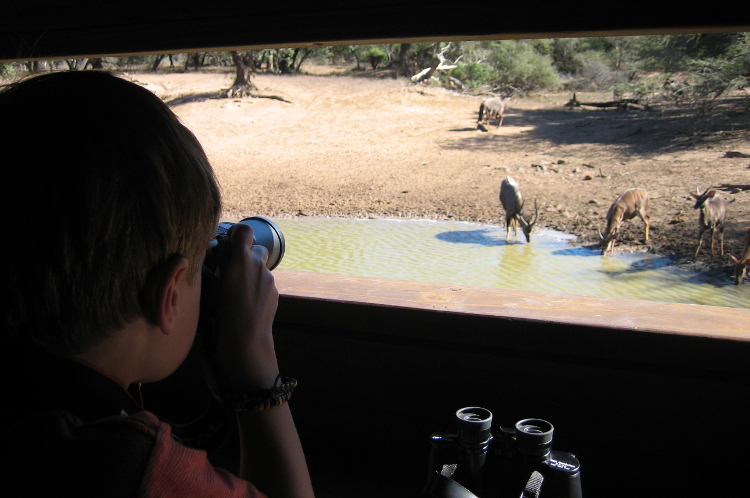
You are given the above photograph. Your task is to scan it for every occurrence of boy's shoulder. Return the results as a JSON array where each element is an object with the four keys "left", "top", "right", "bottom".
[
  {"left": 0, "top": 346, "right": 263, "bottom": 498},
  {"left": 3, "top": 408, "right": 264, "bottom": 498},
  {"left": 0, "top": 344, "right": 157, "bottom": 496},
  {"left": 3, "top": 409, "right": 158, "bottom": 498}
]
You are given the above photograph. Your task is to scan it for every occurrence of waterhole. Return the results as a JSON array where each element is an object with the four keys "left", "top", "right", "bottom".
[{"left": 270, "top": 218, "right": 750, "bottom": 309}]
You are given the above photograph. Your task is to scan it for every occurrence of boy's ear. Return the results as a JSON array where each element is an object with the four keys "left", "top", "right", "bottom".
[{"left": 140, "top": 256, "right": 189, "bottom": 334}]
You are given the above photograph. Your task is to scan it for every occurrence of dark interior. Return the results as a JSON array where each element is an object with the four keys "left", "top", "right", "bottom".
[
  {"left": 3, "top": 3, "right": 750, "bottom": 496},
  {"left": 271, "top": 276, "right": 749, "bottom": 497}
]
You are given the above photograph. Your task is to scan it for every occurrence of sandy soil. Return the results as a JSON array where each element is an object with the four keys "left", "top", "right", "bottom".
[{"left": 127, "top": 67, "right": 750, "bottom": 275}]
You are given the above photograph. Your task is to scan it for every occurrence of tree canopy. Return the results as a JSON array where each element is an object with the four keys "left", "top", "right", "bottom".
[{"left": 6, "top": 33, "right": 748, "bottom": 108}]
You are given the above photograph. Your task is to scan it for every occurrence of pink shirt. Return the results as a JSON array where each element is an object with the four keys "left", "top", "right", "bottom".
[{"left": 134, "top": 411, "right": 266, "bottom": 498}]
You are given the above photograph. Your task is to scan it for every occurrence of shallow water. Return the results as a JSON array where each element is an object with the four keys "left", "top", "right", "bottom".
[{"left": 270, "top": 218, "right": 750, "bottom": 309}]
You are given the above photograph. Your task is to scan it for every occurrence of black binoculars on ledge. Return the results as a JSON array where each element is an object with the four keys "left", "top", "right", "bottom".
[{"left": 422, "top": 407, "right": 582, "bottom": 498}]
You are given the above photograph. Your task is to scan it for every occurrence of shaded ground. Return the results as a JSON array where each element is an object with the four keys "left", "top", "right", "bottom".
[{"left": 129, "top": 67, "right": 750, "bottom": 276}]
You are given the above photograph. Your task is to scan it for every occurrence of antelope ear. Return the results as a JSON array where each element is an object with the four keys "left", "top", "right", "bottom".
[
  {"left": 707, "top": 190, "right": 716, "bottom": 198},
  {"left": 729, "top": 255, "right": 739, "bottom": 263},
  {"left": 690, "top": 192, "right": 699, "bottom": 199}
]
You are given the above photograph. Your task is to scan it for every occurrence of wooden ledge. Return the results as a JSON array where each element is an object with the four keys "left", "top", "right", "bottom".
[
  {"left": 275, "top": 269, "right": 750, "bottom": 342},
  {"left": 274, "top": 270, "right": 750, "bottom": 377}
]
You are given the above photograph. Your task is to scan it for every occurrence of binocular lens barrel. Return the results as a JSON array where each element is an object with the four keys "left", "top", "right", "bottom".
[
  {"left": 216, "top": 217, "right": 286, "bottom": 271},
  {"left": 237, "top": 217, "right": 286, "bottom": 270}
]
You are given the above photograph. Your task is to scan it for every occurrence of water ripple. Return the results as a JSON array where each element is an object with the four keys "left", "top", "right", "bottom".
[{"left": 272, "top": 217, "right": 750, "bottom": 309}]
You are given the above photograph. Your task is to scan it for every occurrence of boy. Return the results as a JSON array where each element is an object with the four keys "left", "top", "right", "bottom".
[{"left": 0, "top": 71, "right": 314, "bottom": 498}]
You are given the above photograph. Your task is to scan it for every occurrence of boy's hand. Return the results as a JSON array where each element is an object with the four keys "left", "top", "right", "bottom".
[
  {"left": 213, "top": 223, "right": 280, "bottom": 390},
  {"left": 212, "top": 224, "right": 315, "bottom": 498}
]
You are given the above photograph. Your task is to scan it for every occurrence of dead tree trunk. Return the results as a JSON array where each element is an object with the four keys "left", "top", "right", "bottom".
[
  {"left": 222, "top": 51, "right": 258, "bottom": 98},
  {"left": 151, "top": 55, "right": 166, "bottom": 72},
  {"left": 220, "top": 50, "right": 295, "bottom": 103},
  {"left": 415, "top": 59, "right": 440, "bottom": 83},
  {"left": 385, "top": 43, "right": 414, "bottom": 77},
  {"left": 410, "top": 43, "right": 460, "bottom": 85},
  {"left": 65, "top": 58, "right": 88, "bottom": 70}
]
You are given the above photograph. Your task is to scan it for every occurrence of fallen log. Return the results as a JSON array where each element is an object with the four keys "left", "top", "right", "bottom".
[{"left": 565, "top": 92, "right": 644, "bottom": 110}]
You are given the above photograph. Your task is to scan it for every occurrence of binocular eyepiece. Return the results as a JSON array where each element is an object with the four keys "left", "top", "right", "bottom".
[
  {"left": 456, "top": 407, "right": 494, "bottom": 448},
  {"left": 515, "top": 418, "right": 554, "bottom": 459},
  {"left": 423, "top": 407, "right": 582, "bottom": 498}
]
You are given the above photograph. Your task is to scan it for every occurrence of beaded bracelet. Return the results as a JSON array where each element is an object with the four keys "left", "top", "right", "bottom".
[{"left": 225, "top": 374, "right": 298, "bottom": 412}]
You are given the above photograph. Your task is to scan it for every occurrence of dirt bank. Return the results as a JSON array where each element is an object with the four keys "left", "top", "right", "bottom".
[{"left": 130, "top": 69, "right": 750, "bottom": 276}]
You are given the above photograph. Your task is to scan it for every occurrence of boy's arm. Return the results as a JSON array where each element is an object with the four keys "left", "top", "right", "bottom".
[
  {"left": 236, "top": 405, "right": 311, "bottom": 498},
  {"left": 213, "top": 223, "right": 314, "bottom": 498}
]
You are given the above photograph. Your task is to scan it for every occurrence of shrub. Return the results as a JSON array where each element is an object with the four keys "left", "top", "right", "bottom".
[
  {"left": 611, "top": 79, "right": 661, "bottom": 102},
  {"left": 449, "top": 62, "right": 499, "bottom": 89},
  {"left": 364, "top": 47, "right": 387, "bottom": 70},
  {"left": 678, "top": 33, "right": 750, "bottom": 112},
  {"left": 0, "top": 62, "right": 23, "bottom": 79},
  {"left": 486, "top": 40, "right": 561, "bottom": 93},
  {"left": 550, "top": 38, "right": 584, "bottom": 75}
]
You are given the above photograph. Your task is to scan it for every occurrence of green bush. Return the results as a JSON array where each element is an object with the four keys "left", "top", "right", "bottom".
[
  {"left": 611, "top": 79, "right": 661, "bottom": 101},
  {"left": 550, "top": 38, "right": 585, "bottom": 75},
  {"left": 486, "top": 41, "right": 561, "bottom": 93},
  {"left": 0, "top": 62, "right": 23, "bottom": 79},
  {"left": 580, "top": 52, "right": 629, "bottom": 90},
  {"left": 364, "top": 47, "right": 387, "bottom": 69},
  {"left": 449, "top": 62, "right": 499, "bottom": 89},
  {"left": 673, "top": 33, "right": 750, "bottom": 112}
]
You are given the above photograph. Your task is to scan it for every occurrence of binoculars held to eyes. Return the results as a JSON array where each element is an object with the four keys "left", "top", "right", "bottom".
[{"left": 198, "top": 216, "right": 285, "bottom": 350}]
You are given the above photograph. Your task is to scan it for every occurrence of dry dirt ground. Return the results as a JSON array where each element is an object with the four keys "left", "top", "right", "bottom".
[{"left": 128, "top": 67, "right": 750, "bottom": 275}]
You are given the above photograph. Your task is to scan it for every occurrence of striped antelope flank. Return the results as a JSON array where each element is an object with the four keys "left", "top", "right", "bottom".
[
  {"left": 499, "top": 176, "right": 538, "bottom": 243},
  {"left": 600, "top": 188, "right": 650, "bottom": 255},
  {"left": 691, "top": 187, "right": 727, "bottom": 258},
  {"left": 729, "top": 229, "right": 750, "bottom": 284}
]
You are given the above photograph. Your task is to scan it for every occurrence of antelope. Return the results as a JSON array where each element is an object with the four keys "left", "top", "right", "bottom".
[
  {"left": 499, "top": 177, "right": 538, "bottom": 243},
  {"left": 478, "top": 97, "right": 510, "bottom": 128},
  {"left": 729, "top": 229, "right": 750, "bottom": 284},
  {"left": 691, "top": 187, "right": 726, "bottom": 258},
  {"left": 600, "top": 188, "right": 650, "bottom": 255}
]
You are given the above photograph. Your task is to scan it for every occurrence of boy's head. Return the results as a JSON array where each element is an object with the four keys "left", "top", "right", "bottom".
[{"left": 1, "top": 71, "right": 221, "bottom": 356}]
